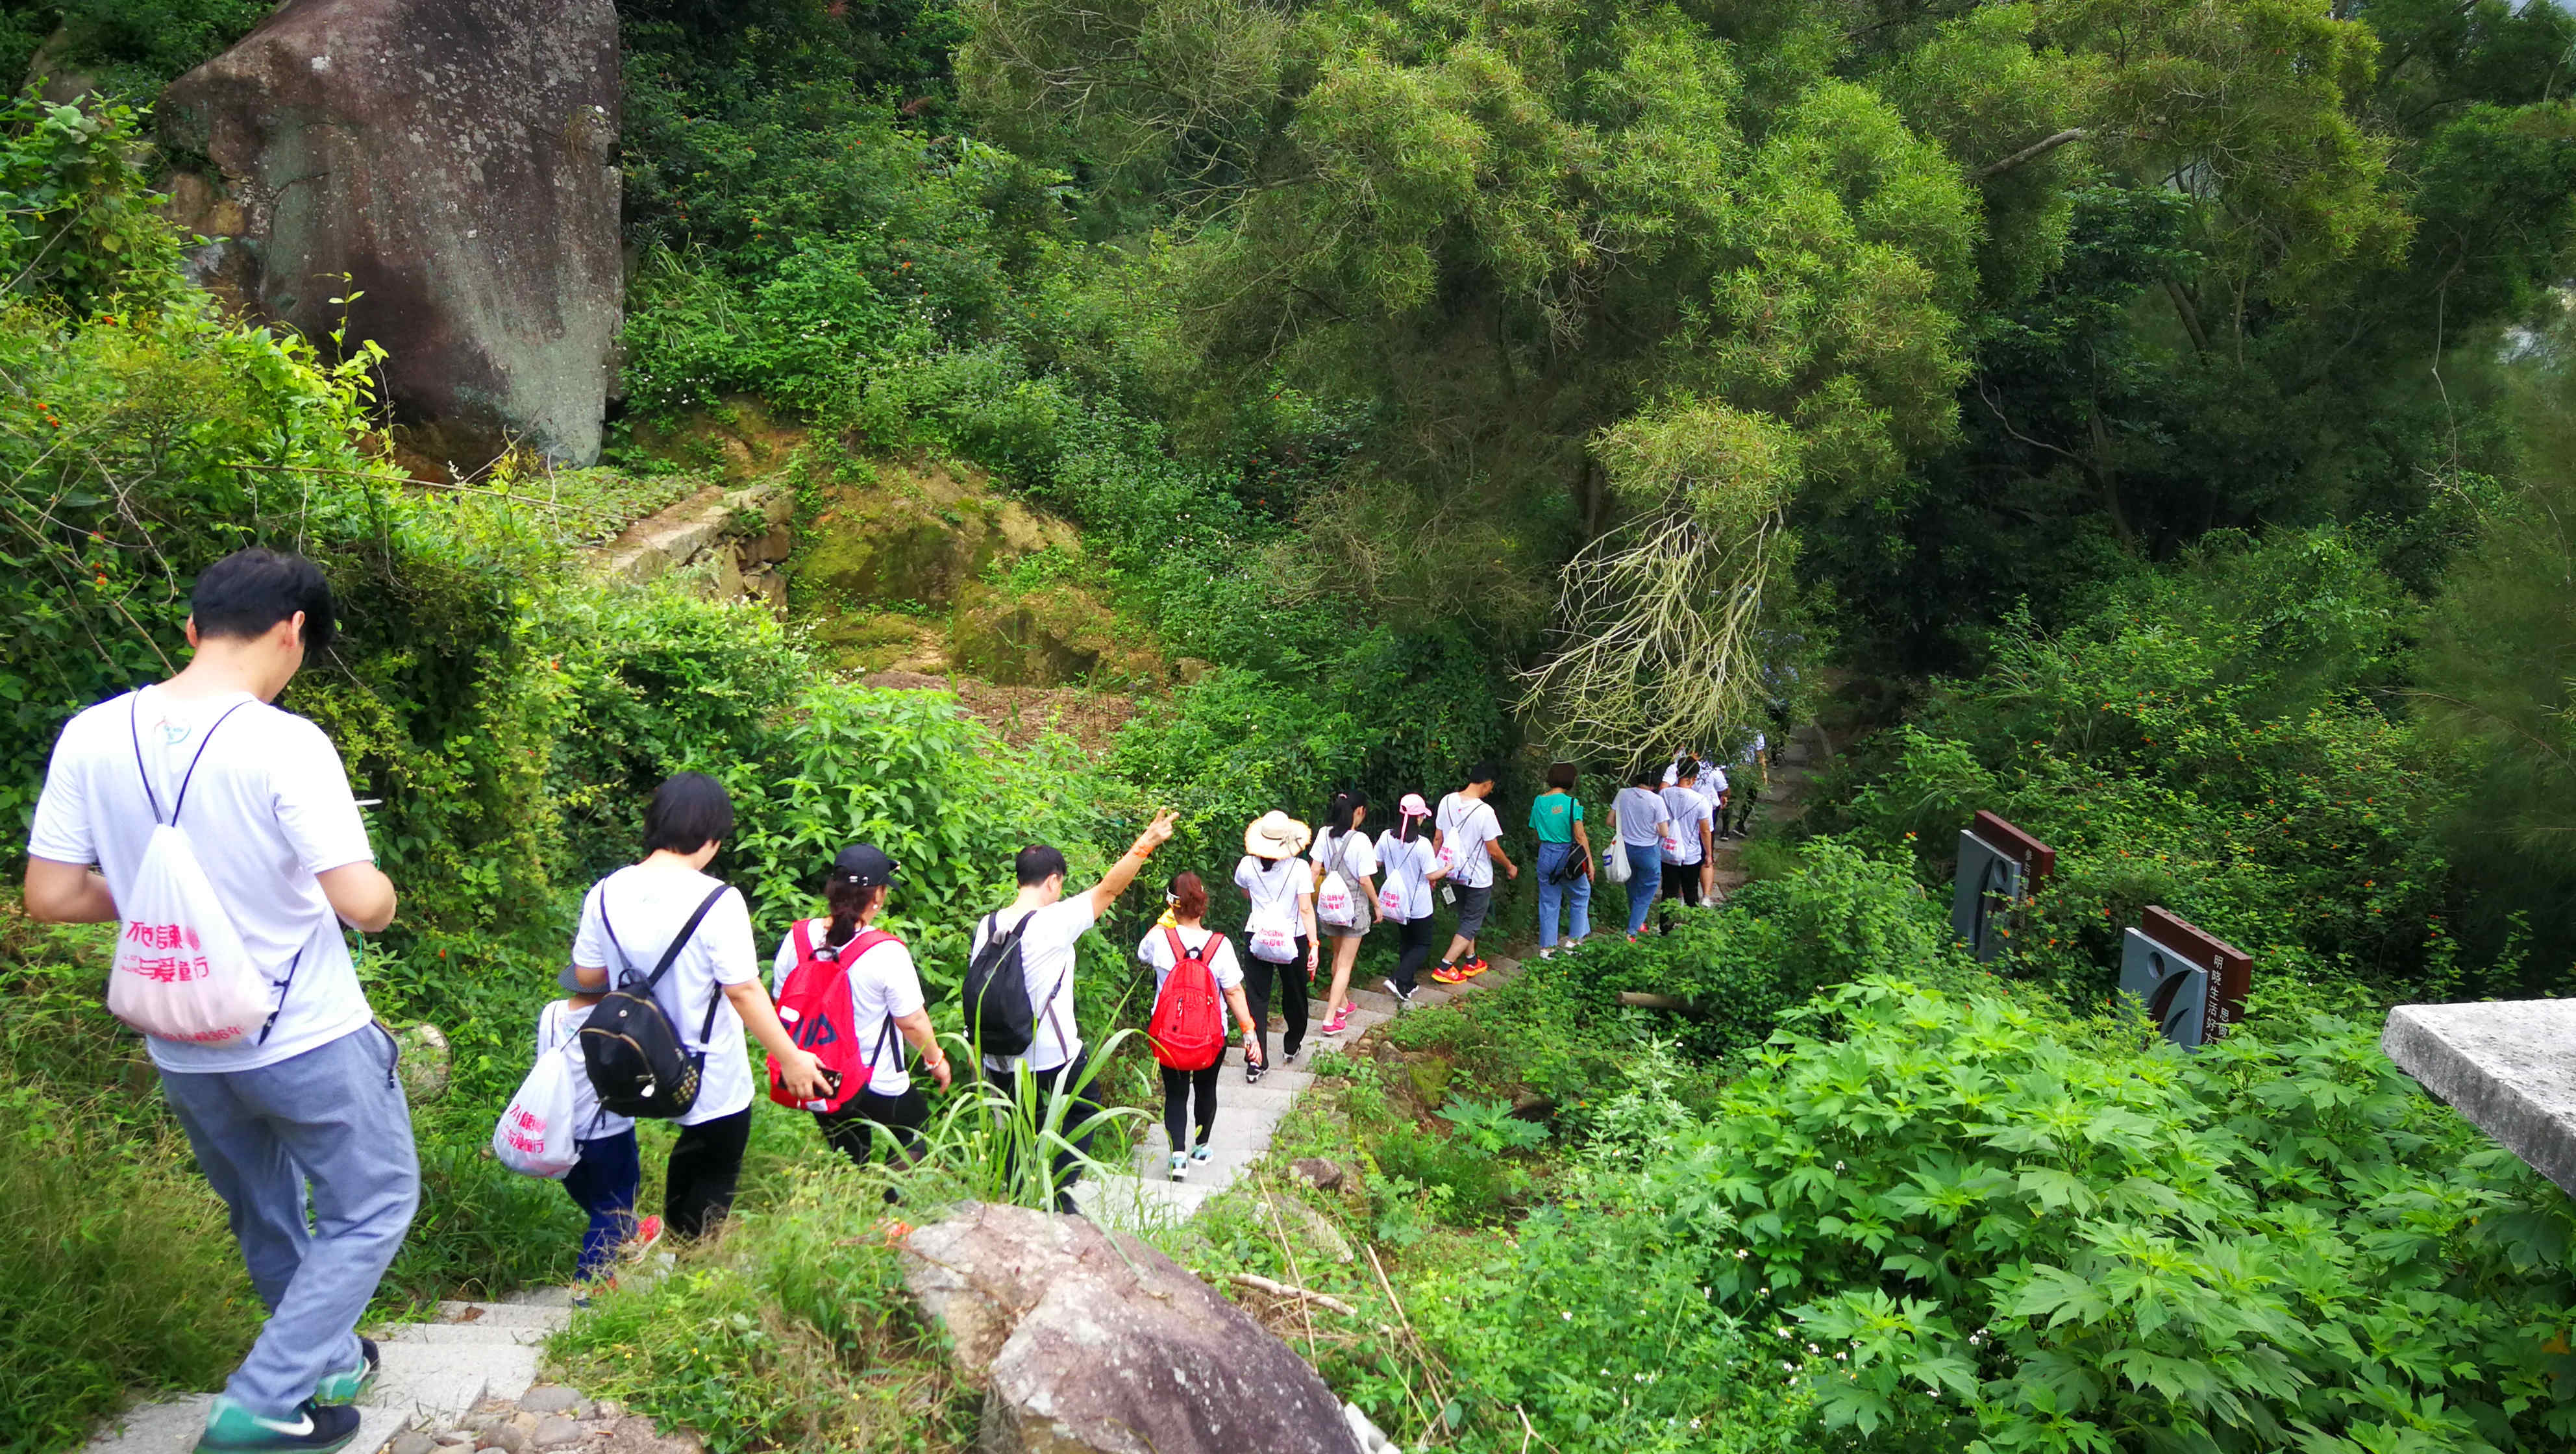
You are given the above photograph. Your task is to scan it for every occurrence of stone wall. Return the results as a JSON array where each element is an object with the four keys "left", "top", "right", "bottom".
[{"left": 592, "top": 484, "right": 795, "bottom": 615}]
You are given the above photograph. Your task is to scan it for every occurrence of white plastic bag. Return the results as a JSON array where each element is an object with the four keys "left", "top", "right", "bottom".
[
  {"left": 1603, "top": 841, "right": 1631, "bottom": 885},
  {"left": 108, "top": 823, "right": 271, "bottom": 1047},
  {"left": 1317, "top": 872, "right": 1358, "bottom": 928},
  {"left": 493, "top": 1047, "right": 580, "bottom": 1179}
]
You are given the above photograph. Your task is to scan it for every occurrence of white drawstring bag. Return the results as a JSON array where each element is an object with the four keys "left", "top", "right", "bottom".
[
  {"left": 108, "top": 700, "right": 275, "bottom": 1048},
  {"left": 1316, "top": 834, "right": 1360, "bottom": 928},
  {"left": 493, "top": 1046, "right": 580, "bottom": 1179},
  {"left": 1603, "top": 841, "right": 1632, "bottom": 885}
]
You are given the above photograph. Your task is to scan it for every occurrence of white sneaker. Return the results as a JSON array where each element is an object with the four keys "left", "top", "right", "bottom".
[{"left": 1168, "top": 1153, "right": 1189, "bottom": 1183}]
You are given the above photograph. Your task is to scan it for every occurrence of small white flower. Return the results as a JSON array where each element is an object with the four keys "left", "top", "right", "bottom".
[
  {"left": 1835, "top": 1161, "right": 1846, "bottom": 1172},
  {"left": 1561, "top": 1311, "right": 1572, "bottom": 1320}
]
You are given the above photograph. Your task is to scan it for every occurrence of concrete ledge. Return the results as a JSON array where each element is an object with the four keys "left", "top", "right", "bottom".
[{"left": 2383, "top": 1000, "right": 2576, "bottom": 1194}]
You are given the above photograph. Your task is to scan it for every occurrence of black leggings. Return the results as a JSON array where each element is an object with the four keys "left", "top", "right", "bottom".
[
  {"left": 665, "top": 1107, "right": 751, "bottom": 1240},
  {"left": 1390, "top": 915, "right": 1437, "bottom": 992},
  {"left": 983, "top": 1052, "right": 1102, "bottom": 1210},
  {"left": 1160, "top": 1062, "right": 1220, "bottom": 1150},
  {"left": 814, "top": 1086, "right": 929, "bottom": 1167},
  {"left": 1240, "top": 938, "right": 1311, "bottom": 1065},
  {"left": 1657, "top": 863, "right": 1704, "bottom": 934}
]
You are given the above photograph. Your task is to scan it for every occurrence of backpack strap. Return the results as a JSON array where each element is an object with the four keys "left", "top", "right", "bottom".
[
  {"left": 841, "top": 928, "right": 905, "bottom": 1086},
  {"left": 129, "top": 694, "right": 253, "bottom": 827},
  {"left": 1163, "top": 924, "right": 1190, "bottom": 967},
  {"left": 792, "top": 917, "right": 817, "bottom": 965}
]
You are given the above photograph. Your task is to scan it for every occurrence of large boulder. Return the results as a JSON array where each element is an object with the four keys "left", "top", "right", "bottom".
[
  {"left": 900, "top": 1201, "right": 1364, "bottom": 1454},
  {"left": 158, "top": 0, "right": 621, "bottom": 467}
]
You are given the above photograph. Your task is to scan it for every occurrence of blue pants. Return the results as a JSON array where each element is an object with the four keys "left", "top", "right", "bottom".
[
  {"left": 1536, "top": 841, "right": 1592, "bottom": 947},
  {"left": 158, "top": 1024, "right": 420, "bottom": 1419},
  {"left": 1623, "top": 843, "right": 1662, "bottom": 934},
  {"left": 561, "top": 1129, "right": 641, "bottom": 1280}
]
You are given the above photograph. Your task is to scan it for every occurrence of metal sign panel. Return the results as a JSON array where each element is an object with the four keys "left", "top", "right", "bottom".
[
  {"left": 2120, "top": 928, "right": 2214, "bottom": 1048},
  {"left": 1951, "top": 830, "right": 2026, "bottom": 963},
  {"left": 2140, "top": 907, "right": 2253, "bottom": 1044}
]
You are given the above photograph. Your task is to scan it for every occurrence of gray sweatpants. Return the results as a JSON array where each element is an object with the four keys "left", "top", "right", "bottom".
[{"left": 160, "top": 1024, "right": 421, "bottom": 1418}]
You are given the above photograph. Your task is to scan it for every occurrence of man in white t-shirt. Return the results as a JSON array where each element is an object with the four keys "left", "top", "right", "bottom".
[
  {"left": 568, "top": 773, "right": 827, "bottom": 1242},
  {"left": 1657, "top": 762, "right": 1719, "bottom": 930},
  {"left": 1722, "top": 732, "right": 1768, "bottom": 840},
  {"left": 1430, "top": 763, "right": 1517, "bottom": 984},
  {"left": 24, "top": 548, "right": 411, "bottom": 1454},
  {"left": 972, "top": 809, "right": 1177, "bottom": 1213}
]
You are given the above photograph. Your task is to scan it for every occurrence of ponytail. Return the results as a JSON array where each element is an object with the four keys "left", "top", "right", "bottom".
[{"left": 822, "top": 874, "right": 877, "bottom": 951}]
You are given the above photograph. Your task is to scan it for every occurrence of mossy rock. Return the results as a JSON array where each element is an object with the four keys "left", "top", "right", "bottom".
[
  {"left": 950, "top": 579, "right": 1165, "bottom": 689},
  {"left": 811, "top": 609, "right": 950, "bottom": 674},
  {"left": 799, "top": 458, "right": 1078, "bottom": 610}
]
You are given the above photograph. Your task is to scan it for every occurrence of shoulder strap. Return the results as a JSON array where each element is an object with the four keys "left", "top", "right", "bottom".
[
  {"left": 642, "top": 884, "right": 731, "bottom": 998},
  {"left": 1163, "top": 924, "right": 1191, "bottom": 966},
  {"left": 792, "top": 917, "right": 818, "bottom": 965},
  {"left": 129, "top": 695, "right": 253, "bottom": 827}
]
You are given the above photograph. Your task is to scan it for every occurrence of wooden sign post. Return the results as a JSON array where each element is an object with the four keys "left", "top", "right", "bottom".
[
  {"left": 2138, "top": 906, "right": 2253, "bottom": 1044},
  {"left": 1950, "top": 811, "right": 2055, "bottom": 961}
]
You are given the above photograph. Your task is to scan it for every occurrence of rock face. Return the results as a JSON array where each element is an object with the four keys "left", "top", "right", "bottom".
[
  {"left": 158, "top": 0, "right": 621, "bottom": 467},
  {"left": 901, "top": 1202, "right": 1364, "bottom": 1454},
  {"left": 2383, "top": 999, "right": 2576, "bottom": 1194}
]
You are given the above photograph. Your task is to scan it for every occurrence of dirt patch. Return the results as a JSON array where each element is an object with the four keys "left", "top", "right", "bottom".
[{"left": 861, "top": 671, "right": 1145, "bottom": 754}]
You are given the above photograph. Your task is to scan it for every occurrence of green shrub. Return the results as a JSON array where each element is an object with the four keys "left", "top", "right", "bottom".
[{"left": 1662, "top": 976, "right": 2576, "bottom": 1452}]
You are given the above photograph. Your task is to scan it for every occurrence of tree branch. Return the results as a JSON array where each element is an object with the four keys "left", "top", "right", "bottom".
[{"left": 1972, "top": 128, "right": 2090, "bottom": 182}]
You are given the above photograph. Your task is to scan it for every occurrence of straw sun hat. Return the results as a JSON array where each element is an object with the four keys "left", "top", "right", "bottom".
[{"left": 1243, "top": 809, "right": 1312, "bottom": 858}]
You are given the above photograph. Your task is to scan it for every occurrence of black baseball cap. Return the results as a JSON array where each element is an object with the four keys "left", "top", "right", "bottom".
[{"left": 832, "top": 844, "right": 898, "bottom": 887}]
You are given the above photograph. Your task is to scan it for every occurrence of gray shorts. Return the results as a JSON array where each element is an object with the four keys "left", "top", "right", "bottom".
[
  {"left": 1452, "top": 881, "right": 1494, "bottom": 938},
  {"left": 1320, "top": 916, "right": 1370, "bottom": 941}
]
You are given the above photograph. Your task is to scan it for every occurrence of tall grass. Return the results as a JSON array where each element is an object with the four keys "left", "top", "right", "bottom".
[{"left": 0, "top": 1085, "right": 260, "bottom": 1454}]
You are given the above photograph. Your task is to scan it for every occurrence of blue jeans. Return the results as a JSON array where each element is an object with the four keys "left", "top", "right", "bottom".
[
  {"left": 158, "top": 1024, "right": 420, "bottom": 1418},
  {"left": 1536, "top": 841, "right": 1592, "bottom": 948},
  {"left": 1623, "top": 843, "right": 1662, "bottom": 934},
  {"left": 562, "top": 1129, "right": 641, "bottom": 1280}
]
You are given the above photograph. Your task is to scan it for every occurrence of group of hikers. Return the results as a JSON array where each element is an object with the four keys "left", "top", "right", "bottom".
[{"left": 20, "top": 547, "right": 1770, "bottom": 1454}]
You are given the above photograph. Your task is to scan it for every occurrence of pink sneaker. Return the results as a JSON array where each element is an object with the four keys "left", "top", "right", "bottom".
[{"left": 1321, "top": 1005, "right": 1353, "bottom": 1035}]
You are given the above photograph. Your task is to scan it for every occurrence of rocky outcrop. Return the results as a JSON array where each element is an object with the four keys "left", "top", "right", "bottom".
[
  {"left": 593, "top": 483, "right": 796, "bottom": 615},
  {"left": 158, "top": 0, "right": 621, "bottom": 467},
  {"left": 900, "top": 1202, "right": 1364, "bottom": 1454}
]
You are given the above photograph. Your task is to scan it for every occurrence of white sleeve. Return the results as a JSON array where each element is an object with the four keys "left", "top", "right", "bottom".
[
  {"left": 271, "top": 719, "right": 375, "bottom": 874},
  {"left": 771, "top": 924, "right": 802, "bottom": 996},
  {"left": 880, "top": 943, "right": 926, "bottom": 1018},
  {"left": 1233, "top": 857, "right": 1257, "bottom": 893},
  {"left": 1211, "top": 936, "right": 1243, "bottom": 991},
  {"left": 1137, "top": 930, "right": 1163, "bottom": 969},
  {"left": 570, "top": 883, "right": 610, "bottom": 972},
  {"left": 1346, "top": 835, "right": 1379, "bottom": 878},
  {"left": 706, "top": 888, "right": 760, "bottom": 986},
  {"left": 25, "top": 714, "right": 95, "bottom": 865}
]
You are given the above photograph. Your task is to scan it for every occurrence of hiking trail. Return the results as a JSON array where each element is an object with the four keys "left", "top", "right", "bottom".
[{"left": 1076, "top": 723, "right": 1826, "bottom": 1231}]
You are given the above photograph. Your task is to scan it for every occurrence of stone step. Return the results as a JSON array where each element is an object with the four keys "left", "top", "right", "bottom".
[
  {"left": 372, "top": 1322, "right": 552, "bottom": 1348},
  {"left": 433, "top": 1300, "right": 571, "bottom": 1331},
  {"left": 1069, "top": 1172, "right": 1219, "bottom": 1231},
  {"left": 369, "top": 1338, "right": 543, "bottom": 1425},
  {"left": 1133, "top": 1140, "right": 1267, "bottom": 1183},
  {"left": 83, "top": 1397, "right": 414, "bottom": 1454},
  {"left": 501, "top": 1286, "right": 580, "bottom": 1310}
]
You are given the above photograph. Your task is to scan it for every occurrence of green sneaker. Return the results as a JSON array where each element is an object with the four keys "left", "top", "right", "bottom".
[
  {"left": 311, "top": 1338, "right": 378, "bottom": 1406},
  {"left": 195, "top": 1396, "right": 361, "bottom": 1454}
]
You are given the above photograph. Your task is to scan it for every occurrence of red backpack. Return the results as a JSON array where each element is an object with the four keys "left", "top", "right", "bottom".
[
  {"left": 769, "top": 919, "right": 901, "bottom": 1115},
  {"left": 1146, "top": 927, "right": 1228, "bottom": 1071}
]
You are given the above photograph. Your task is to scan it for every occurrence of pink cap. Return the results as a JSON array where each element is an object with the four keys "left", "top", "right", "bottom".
[{"left": 1399, "top": 793, "right": 1431, "bottom": 818}]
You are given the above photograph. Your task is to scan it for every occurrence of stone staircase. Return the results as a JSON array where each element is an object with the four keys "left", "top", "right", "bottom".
[
  {"left": 80, "top": 1291, "right": 576, "bottom": 1454},
  {"left": 1071, "top": 961, "right": 1511, "bottom": 1230}
]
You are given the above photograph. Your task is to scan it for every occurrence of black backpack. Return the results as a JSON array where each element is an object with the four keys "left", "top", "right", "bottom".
[
  {"left": 961, "top": 909, "right": 1043, "bottom": 1058},
  {"left": 580, "top": 884, "right": 730, "bottom": 1120}
]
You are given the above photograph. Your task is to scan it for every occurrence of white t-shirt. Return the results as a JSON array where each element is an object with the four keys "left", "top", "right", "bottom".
[
  {"left": 28, "top": 686, "right": 378, "bottom": 1074},
  {"left": 538, "top": 998, "right": 632, "bottom": 1140},
  {"left": 1374, "top": 832, "right": 1441, "bottom": 919},
  {"left": 1739, "top": 733, "right": 1768, "bottom": 765},
  {"left": 1315, "top": 828, "right": 1378, "bottom": 894},
  {"left": 1137, "top": 925, "right": 1245, "bottom": 995},
  {"left": 1659, "top": 785, "right": 1715, "bottom": 866},
  {"left": 770, "top": 920, "right": 926, "bottom": 1096},
  {"left": 1665, "top": 760, "right": 1728, "bottom": 798},
  {"left": 972, "top": 896, "right": 1096, "bottom": 1073},
  {"left": 1436, "top": 793, "right": 1502, "bottom": 888},
  {"left": 1233, "top": 855, "right": 1311, "bottom": 957},
  {"left": 571, "top": 863, "right": 760, "bottom": 1126},
  {"left": 1613, "top": 786, "right": 1668, "bottom": 848}
]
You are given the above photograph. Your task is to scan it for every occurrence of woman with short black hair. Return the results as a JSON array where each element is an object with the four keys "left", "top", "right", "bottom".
[
  {"left": 1311, "top": 789, "right": 1381, "bottom": 1037},
  {"left": 566, "top": 774, "right": 826, "bottom": 1239},
  {"left": 1530, "top": 761, "right": 1594, "bottom": 956}
]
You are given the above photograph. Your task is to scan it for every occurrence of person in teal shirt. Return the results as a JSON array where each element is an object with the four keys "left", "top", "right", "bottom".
[{"left": 1529, "top": 762, "right": 1594, "bottom": 955}]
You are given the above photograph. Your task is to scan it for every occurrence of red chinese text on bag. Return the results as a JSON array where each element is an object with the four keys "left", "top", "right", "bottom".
[
  {"left": 769, "top": 920, "right": 901, "bottom": 1114},
  {"left": 1146, "top": 927, "right": 1228, "bottom": 1071},
  {"left": 493, "top": 1048, "right": 580, "bottom": 1179},
  {"left": 108, "top": 699, "right": 277, "bottom": 1047}
]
